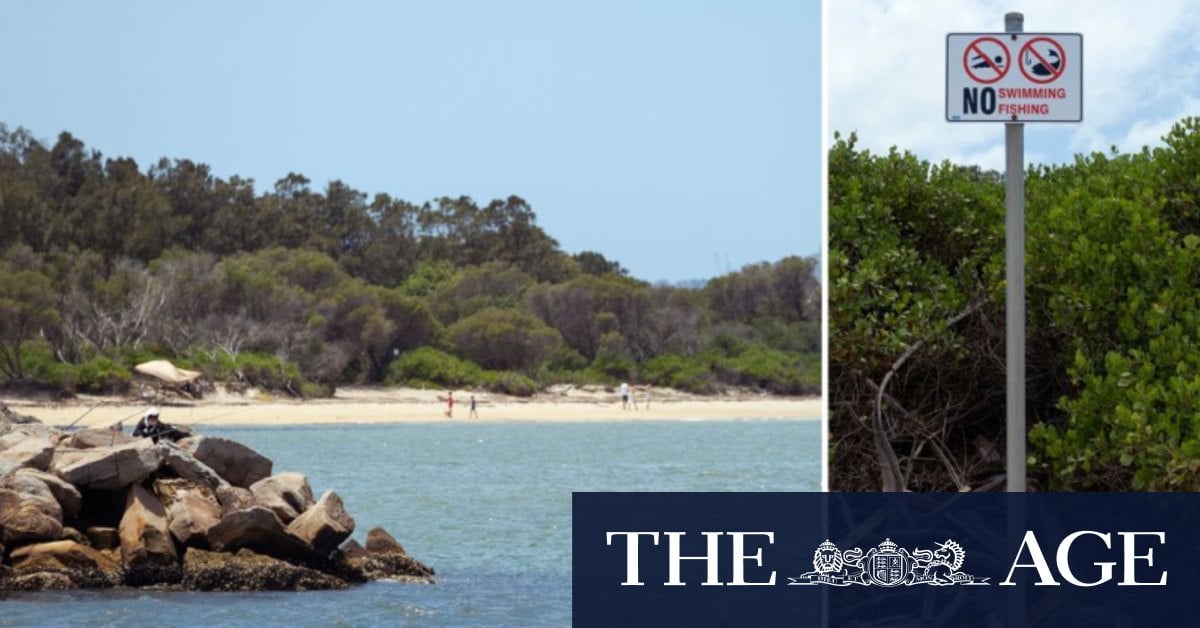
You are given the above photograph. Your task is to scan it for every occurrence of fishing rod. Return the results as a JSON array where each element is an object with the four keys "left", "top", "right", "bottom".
[
  {"left": 182, "top": 409, "right": 239, "bottom": 430},
  {"left": 65, "top": 398, "right": 106, "bottom": 431},
  {"left": 105, "top": 406, "right": 153, "bottom": 432}
]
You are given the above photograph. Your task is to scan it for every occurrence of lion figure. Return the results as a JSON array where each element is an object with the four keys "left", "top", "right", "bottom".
[{"left": 812, "top": 540, "right": 844, "bottom": 574}]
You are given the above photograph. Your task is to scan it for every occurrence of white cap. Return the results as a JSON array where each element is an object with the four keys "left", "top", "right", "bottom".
[{"left": 145, "top": 407, "right": 160, "bottom": 418}]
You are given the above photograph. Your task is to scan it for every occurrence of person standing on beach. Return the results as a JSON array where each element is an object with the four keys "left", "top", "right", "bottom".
[
  {"left": 630, "top": 384, "right": 639, "bottom": 410},
  {"left": 645, "top": 384, "right": 652, "bottom": 410},
  {"left": 446, "top": 391, "right": 454, "bottom": 418},
  {"left": 469, "top": 394, "right": 478, "bottom": 419},
  {"left": 619, "top": 382, "right": 629, "bottom": 409}
]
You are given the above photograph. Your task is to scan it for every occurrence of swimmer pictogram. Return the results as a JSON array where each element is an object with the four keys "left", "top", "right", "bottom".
[{"left": 962, "top": 36, "right": 1010, "bottom": 84}]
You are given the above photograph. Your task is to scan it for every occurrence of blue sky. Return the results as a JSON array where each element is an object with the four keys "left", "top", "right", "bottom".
[
  {"left": 0, "top": 1, "right": 820, "bottom": 283},
  {"left": 830, "top": 0, "right": 1200, "bottom": 170}
]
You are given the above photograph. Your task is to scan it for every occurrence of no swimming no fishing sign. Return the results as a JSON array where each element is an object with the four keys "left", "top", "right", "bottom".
[{"left": 947, "top": 33, "right": 1082, "bottom": 122}]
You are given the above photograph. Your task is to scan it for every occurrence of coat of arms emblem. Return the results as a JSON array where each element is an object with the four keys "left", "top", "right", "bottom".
[{"left": 789, "top": 538, "right": 988, "bottom": 587}]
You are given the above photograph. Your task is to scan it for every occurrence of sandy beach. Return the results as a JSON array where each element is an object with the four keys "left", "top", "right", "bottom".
[{"left": 4, "top": 385, "right": 821, "bottom": 428}]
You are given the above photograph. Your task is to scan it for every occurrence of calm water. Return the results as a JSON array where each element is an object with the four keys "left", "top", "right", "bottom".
[{"left": 0, "top": 419, "right": 820, "bottom": 626}]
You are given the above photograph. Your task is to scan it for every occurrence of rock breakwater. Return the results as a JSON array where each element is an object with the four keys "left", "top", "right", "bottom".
[{"left": 0, "top": 404, "right": 433, "bottom": 591}]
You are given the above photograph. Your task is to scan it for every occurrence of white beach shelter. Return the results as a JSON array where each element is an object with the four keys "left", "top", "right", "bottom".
[{"left": 133, "top": 360, "right": 202, "bottom": 386}]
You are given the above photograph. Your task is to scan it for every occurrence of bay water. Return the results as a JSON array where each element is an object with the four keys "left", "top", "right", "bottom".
[{"left": 0, "top": 418, "right": 820, "bottom": 626}]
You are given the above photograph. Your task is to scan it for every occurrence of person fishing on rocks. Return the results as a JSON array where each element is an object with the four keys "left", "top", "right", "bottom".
[{"left": 132, "top": 407, "right": 184, "bottom": 443}]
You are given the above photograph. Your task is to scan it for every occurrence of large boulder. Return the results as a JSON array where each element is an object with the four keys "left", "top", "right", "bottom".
[
  {"left": 10, "top": 540, "right": 121, "bottom": 574},
  {"left": 287, "top": 490, "right": 354, "bottom": 554},
  {"left": 339, "top": 538, "right": 367, "bottom": 559},
  {"left": 60, "top": 527, "right": 88, "bottom": 545},
  {"left": 156, "top": 442, "right": 224, "bottom": 490},
  {"left": 67, "top": 428, "right": 137, "bottom": 450},
  {"left": 352, "top": 550, "right": 435, "bottom": 583},
  {"left": 0, "top": 436, "right": 55, "bottom": 471},
  {"left": 0, "top": 474, "right": 63, "bottom": 544},
  {"left": 0, "top": 570, "right": 75, "bottom": 591},
  {"left": 4, "top": 540, "right": 119, "bottom": 589},
  {"left": 365, "top": 526, "right": 407, "bottom": 555},
  {"left": 180, "top": 436, "right": 272, "bottom": 488},
  {"left": 249, "top": 473, "right": 314, "bottom": 524},
  {"left": 182, "top": 548, "right": 347, "bottom": 591},
  {"left": 55, "top": 439, "right": 165, "bottom": 490},
  {"left": 215, "top": 484, "right": 255, "bottom": 514},
  {"left": 118, "top": 483, "right": 179, "bottom": 578},
  {"left": 85, "top": 527, "right": 120, "bottom": 550},
  {"left": 5, "top": 422, "right": 56, "bottom": 441},
  {"left": 13, "top": 469, "right": 81, "bottom": 518},
  {"left": 206, "top": 507, "right": 318, "bottom": 564},
  {"left": 154, "top": 478, "right": 221, "bottom": 547},
  {"left": 352, "top": 525, "right": 434, "bottom": 583},
  {"left": 0, "top": 459, "right": 18, "bottom": 477},
  {"left": 49, "top": 448, "right": 91, "bottom": 471},
  {"left": 0, "top": 403, "right": 41, "bottom": 425}
]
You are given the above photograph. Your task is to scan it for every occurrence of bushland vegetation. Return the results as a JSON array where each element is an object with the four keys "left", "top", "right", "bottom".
[
  {"left": 831, "top": 117, "right": 1200, "bottom": 491},
  {"left": 0, "top": 126, "right": 820, "bottom": 400}
]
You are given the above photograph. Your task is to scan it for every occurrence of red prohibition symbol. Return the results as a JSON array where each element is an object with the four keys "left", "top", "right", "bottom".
[
  {"left": 1019, "top": 37, "right": 1066, "bottom": 84},
  {"left": 962, "top": 36, "right": 1010, "bottom": 84}
]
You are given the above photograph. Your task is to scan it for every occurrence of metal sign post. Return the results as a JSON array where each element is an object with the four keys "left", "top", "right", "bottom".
[
  {"left": 947, "top": 14, "right": 1082, "bottom": 493},
  {"left": 1003, "top": 11, "right": 1026, "bottom": 493},
  {"left": 1004, "top": 15, "right": 1029, "bottom": 628}
]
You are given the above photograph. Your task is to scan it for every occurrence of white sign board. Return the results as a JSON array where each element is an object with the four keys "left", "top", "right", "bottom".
[{"left": 946, "top": 33, "right": 1082, "bottom": 122}]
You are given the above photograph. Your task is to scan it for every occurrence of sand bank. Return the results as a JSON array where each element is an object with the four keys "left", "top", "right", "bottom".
[{"left": 5, "top": 385, "right": 821, "bottom": 428}]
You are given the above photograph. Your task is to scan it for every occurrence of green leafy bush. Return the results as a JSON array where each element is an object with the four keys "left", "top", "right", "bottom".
[
  {"left": 831, "top": 118, "right": 1200, "bottom": 491},
  {"left": 494, "top": 372, "right": 537, "bottom": 397},
  {"left": 591, "top": 354, "right": 634, "bottom": 380},
  {"left": 9, "top": 340, "right": 78, "bottom": 393},
  {"left": 5, "top": 341, "right": 132, "bottom": 394},
  {"left": 385, "top": 347, "right": 489, "bottom": 388},
  {"left": 641, "top": 354, "right": 717, "bottom": 394},
  {"left": 447, "top": 307, "right": 563, "bottom": 372},
  {"left": 76, "top": 356, "right": 131, "bottom": 393},
  {"left": 715, "top": 346, "right": 818, "bottom": 395},
  {"left": 234, "top": 352, "right": 306, "bottom": 392},
  {"left": 185, "top": 348, "right": 320, "bottom": 397}
]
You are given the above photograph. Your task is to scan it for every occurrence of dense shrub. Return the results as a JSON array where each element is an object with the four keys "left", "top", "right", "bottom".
[
  {"left": 76, "top": 356, "right": 132, "bottom": 393},
  {"left": 385, "top": 347, "right": 489, "bottom": 388},
  {"left": 447, "top": 308, "right": 563, "bottom": 372},
  {"left": 715, "top": 346, "right": 819, "bottom": 395},
  {"left": 641, "top": 354, "right": 717, "bottom": 394},
  {"left": 591, "top": 353, "right": 635, "bottom": 380},
  {"left": 185, "top": 349, "right": 319, "bottom": 397},
  {"left": 831, "top": 118, "right": 1200, "bottom": 491},
  {"left": 494, "top": 372, "right": 538, "bottom": 397}
]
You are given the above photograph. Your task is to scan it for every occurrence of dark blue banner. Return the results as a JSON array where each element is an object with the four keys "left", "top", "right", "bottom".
[{"left": 572, "top": 493, "right": 1200, "bottom": 627}]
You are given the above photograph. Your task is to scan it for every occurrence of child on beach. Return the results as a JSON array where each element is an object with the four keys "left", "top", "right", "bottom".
[
  {"left": 469, "top": 395, "right": 478, "bottom": 419},
  {"left": 445, "top": 391, "right": 454, "bottom": 418}
]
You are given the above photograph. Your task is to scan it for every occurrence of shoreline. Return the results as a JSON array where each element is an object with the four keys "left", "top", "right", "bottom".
[{"left": 4, "top": 385, "right": 822, "bottom": 428}]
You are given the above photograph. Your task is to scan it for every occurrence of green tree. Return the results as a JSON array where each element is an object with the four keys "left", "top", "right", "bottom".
[
  {"left": 573, "top": 250, "right": 627, "bottom": 277},
  {"left": 0, "top": 262, "right": 59, "bottom": 379},
  {"left": 429, "top": 262, "right": 534, "bottom": 324},
  {"left": 339, "top": 193, "right": 421, "bottom": 287},
  {"left": 525, "top": 274, "right": 649, "bottom": 360},
  {"left": 447, "top": 307, "right": 563, "bottom": 372}
]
